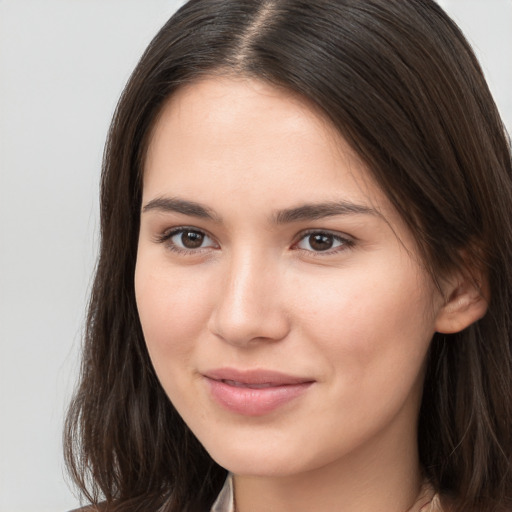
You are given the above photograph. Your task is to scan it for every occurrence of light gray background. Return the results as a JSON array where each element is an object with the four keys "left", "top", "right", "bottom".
[{"left": 0, "top": 1, "right": 510, "bottom": 511}]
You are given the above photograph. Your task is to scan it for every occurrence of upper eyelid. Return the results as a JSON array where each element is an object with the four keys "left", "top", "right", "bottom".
[
  {"left": 156, "top": 227, "right": 219, "bottom": 254},
  {"left": 292, "top": 229, "right": 356, "bottom": 255},
  {"left": 154, "top": 225, "right": 355, "bottom": 248},
  {"left": 158, "top": 225, "right": 215, "bottom": 241},
  {"left": 293, "top": 228, "right": 355, "bottom": 243}
]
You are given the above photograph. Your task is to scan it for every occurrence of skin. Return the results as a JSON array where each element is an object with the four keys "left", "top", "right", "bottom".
[{"left": 135, "top": 77, "right": 485, "bottom": 512}]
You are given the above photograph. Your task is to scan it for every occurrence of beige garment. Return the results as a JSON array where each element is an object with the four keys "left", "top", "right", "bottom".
[{"left": 210, "top": 473, "right": 443, "bottom": 512}]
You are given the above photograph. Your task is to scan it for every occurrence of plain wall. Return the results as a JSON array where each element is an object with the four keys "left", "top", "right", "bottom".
[
  {"left": 0, "top": 1, "right": 510, "bottom": 511},
  {"left": 0, "top": 2, "right": 184, "bottom": 511}
]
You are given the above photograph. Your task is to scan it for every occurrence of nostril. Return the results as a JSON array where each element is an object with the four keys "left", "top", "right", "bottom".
[{"left": 207, "top": 297, "right": 290, "bottom": 346}]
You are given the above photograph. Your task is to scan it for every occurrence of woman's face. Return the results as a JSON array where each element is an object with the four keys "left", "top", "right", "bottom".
[{"left": 135, "top": 77, "right": 447, "bottom": 477}]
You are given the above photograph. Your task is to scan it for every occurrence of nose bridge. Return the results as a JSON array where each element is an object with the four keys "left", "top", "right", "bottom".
[{"left": 209, "top": 245, "right": 289, "bottom": 345}]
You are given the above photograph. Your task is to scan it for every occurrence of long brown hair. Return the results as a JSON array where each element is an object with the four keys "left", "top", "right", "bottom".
[{"left": 65, "top": 1, "right": 512, "bottom": 510}]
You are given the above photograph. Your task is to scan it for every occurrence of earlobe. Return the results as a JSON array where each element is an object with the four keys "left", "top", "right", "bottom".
[{"left": 435, "top": 276, "right": 489, "bottom": 334}]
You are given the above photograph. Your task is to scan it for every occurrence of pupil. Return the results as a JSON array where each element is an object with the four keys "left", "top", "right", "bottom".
[
  {"left": 181, "top": 231, "right": 204, "bottom": 249},
  {"left": 309, "top": 234, "right": 333, "bottom": 251}
]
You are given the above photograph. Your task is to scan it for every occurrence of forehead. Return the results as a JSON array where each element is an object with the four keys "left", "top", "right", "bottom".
[
  {"left": 143, "top": 76, "right": 400, "bottom": 225},
  {"left": 146, "top": 76, "right": 351, "bottom": 165}
]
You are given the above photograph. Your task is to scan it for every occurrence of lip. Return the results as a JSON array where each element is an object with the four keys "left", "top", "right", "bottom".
[{"left": 203, "top": 368, "right": 315, "bottom": 416}]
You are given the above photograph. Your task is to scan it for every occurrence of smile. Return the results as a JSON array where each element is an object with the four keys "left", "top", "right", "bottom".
[
  {"left": 203, "top": 369, "right": 314, "bottom": 416},
  {"left": 222, "top": 380, "right": 279, "bottom": 389}
]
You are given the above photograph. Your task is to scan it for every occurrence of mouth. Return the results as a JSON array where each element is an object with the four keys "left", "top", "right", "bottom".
[
  {"left": 202, "top": 368, "right": 315, "bottom": 416},
  {"left": 220, "top": 380, "right": 282, "bottom": 389}
]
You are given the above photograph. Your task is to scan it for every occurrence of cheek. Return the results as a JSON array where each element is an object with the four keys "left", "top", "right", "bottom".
[
  {"left": 134, "top": 258, "right": 213, "bottom": 365},
  {"left": 290, "top": 257, "right": 437, "bottom": 382}
]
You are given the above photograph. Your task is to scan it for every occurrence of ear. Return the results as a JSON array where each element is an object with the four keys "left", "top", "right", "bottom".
[{"left": 435, "top": 269, "right": 489, "bottom": 334}]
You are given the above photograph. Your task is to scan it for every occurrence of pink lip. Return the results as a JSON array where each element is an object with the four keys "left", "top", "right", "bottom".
[{"left": 203, "top": 368, "right": 314, "bottom": 416}]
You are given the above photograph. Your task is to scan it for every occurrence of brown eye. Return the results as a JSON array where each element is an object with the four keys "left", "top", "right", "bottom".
[
  {"left": 165, "top": 228, "right": 216, "bottom": 252},
  {"left": 295, "top": 231, "right": 351, "bottom": 253},
  {"left": 308, "top": 234, "right": 334, "bottom": 251},
  {"left": 180, "top": 230, "right": 204, "bottom": 248}
]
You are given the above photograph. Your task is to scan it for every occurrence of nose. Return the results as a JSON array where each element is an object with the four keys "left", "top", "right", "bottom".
[{"left": 207, "top": 250, "right": 291, "bottom": 347}]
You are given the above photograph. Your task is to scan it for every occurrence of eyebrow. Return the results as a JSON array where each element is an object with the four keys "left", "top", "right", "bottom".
[
  {"left": 142, "top": 197, "right": 220, "bottom": 221},
  {"left": 273, "top": 201, "right": 380, "bottom": 224},
  {"left": 142, "top": 196, "right": 380, "bottom": 224}
]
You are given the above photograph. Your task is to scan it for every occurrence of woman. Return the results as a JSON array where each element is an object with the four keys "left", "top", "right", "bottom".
[{"left": 65, "top": 1, "right": 512, "bottom": 511}]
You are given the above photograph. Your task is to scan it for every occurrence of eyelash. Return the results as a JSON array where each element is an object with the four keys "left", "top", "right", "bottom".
[
  {"left": 155, "top": 226, "right": 218, "bottom": 255},
  {"left": 293, "top": 229, "right": 355, "bottom": 255},
  {"left": 155, "top": 227, "right": 355, "bottom": 256}
]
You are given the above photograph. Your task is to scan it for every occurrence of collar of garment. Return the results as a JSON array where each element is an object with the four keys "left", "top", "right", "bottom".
[{"left": 210, "top": 473, "right": 443, "bottom": 512}]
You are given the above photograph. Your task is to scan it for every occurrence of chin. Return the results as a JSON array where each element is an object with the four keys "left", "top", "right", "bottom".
[
  {"left": 196, "top": 427, "right": 332, "bottom": 478},
  {"left": 211, "top": 451, "right": 306, "bottom": 477}
]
